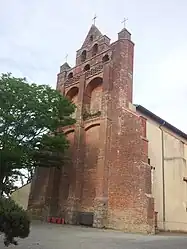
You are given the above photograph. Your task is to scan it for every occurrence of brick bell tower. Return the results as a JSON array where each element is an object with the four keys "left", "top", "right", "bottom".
[{"left": 28, "top": 24, "right": 155, "bottom": 233}]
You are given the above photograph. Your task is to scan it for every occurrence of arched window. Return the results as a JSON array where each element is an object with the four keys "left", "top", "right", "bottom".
[
  {"left": 66, "top": 87, "right": 79, "bottom": 100},
  {"left": 102, "top": 54, "right": 109, "bottom": 63},
  {"left": 84, "top": 77, "right": 103, "bottom": 115},
  {"left": 92, "top": 44, "right": 98, "bottom": 56},
  {"left": 81, "top": 50, "right": 87, "bottom": 62},
  {"left": 84, "top": 64, "right": 90, "bottom": 71},
  {"left": 90, "top": 35, "right": 93, "bottom": 42},
  {"left": 68, "top": 72, "right": 73, "bottom": 79},
  {"left": 66, "top": 87, "right": 79, "bottom": 119}
]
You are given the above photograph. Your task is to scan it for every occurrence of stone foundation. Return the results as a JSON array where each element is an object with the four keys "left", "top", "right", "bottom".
[{"left": 93, "top": 197, "right": 108, "bottom": 228}]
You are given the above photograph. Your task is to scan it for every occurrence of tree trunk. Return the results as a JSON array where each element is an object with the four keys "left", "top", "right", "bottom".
[
  {"left": 0, "top": 173, "right": 6, "bottom": 197},
  {"left": 0, "top": 180, "right": 4, "bottom": 197}
]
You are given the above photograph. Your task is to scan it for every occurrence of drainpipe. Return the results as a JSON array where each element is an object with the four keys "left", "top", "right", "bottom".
[{"left": 159, "top": 121, "right": 166, "bottom": 230}]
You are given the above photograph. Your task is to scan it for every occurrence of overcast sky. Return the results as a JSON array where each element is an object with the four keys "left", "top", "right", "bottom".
[{"left": 0, "top": 0, "right": 187, "bottom": 133}]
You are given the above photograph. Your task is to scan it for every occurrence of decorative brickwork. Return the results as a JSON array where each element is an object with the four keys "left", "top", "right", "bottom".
[
  {"left": 85, "top": 63, "right": 103, "bottom": 79},
  {"left": 28, "top": 25, "right": 155, "bottom": 234},
  {"left": 65, "top": 74, "right": 80, "bottom": 87},
  {"left": 82, "top": 111, "right": 101, "bottom": 121}
]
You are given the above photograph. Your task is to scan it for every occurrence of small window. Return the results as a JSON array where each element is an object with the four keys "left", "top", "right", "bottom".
[
  {"left": 84, "top": 64, "right": 90, "bottom": 71},
  {"left": 92, "top": 43, "right": 98, "bottom": 56},
  {"left": 81, "top": 50, "right": 87, "bottom": 62},
  {"left": 90, "top": 35, "right": 93, "bottom": 42},
  {"left": 68, "top": 72, "right": 73, "bottom": 79},
  {"left": 102, "top": 54, "right": 109, "bottom": 63}
]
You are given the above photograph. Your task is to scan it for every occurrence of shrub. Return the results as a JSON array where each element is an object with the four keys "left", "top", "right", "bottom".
[{"left": 0, "top": 197, "right": 30, "bottom": 247}]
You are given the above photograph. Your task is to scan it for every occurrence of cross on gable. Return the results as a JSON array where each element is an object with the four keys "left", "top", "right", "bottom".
[
  {"left": 121, "top": 17, "right": 128, "bottom": 28},
  {"left": 64, "top": 54, "right": 68, "bottom": 62},
  {"left": 92, "top": 14, "right": 97, "bottom": 25}
]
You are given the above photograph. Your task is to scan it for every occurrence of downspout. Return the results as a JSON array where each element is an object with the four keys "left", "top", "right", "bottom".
[{"left": 159, "top": 121, "right": 166, "bottom": 230}]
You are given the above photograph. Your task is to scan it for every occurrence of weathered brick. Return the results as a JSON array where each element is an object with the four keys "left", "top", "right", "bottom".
[{"left": 28, "top": 25, "right": 155, "bottom": 233}]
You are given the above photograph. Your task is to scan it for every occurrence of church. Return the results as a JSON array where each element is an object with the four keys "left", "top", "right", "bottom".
[{"left": 28, "top": 24, "right": 187, "bottom": 234}]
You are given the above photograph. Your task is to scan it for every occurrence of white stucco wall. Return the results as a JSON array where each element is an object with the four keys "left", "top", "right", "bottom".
[
  {"left": 145, "top": 119, "right": 164, "bottom": 229},
  {"left": 11, "top": 183, "right": 31, "bottom": 210},
  {"left": 145, "top": 116, "right": 187, "bottom": 232},
  {"left": 163, "top": 132, "right": 187, "bottom": 231}
]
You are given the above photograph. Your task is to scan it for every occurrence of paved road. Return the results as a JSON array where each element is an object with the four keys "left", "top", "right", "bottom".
[{"left": 1, "top": 222, "right": 187, "bottom": 248}]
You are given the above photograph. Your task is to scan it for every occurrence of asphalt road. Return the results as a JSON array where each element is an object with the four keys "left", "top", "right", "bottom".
[{"left": 1, "top": 222, "right": 187, "bottom": 249}]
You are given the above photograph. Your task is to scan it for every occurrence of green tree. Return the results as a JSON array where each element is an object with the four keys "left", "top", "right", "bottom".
[
  {"left": 0, "top": 197, "right": 30, "bottom": 246},
  {"left": 0, "top": 73, "right": 75, "bottom": 196}
]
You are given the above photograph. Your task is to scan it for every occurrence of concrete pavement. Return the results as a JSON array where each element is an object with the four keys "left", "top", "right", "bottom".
[{"left": 1, "top": 222, "right": 187, "bottom": 248}]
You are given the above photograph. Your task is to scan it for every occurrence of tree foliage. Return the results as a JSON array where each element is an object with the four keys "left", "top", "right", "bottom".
[
  {"left": 0, "top": 197, "right": 30, "bottom": 246},
  {"left": 0, "top": 73, "right": 75, "bottom": 196}
]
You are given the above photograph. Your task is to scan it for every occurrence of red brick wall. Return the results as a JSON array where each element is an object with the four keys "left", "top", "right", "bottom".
[
  {"left": 71, "top": 94, "right": 78, "bottom": 118},
  {"left": 28, "top": 167, "right": 50, "bottom": 207},
  {"left": 90, "top": 85, "right": 102, "bottom": 113},
  {"left": 84, "top": 77, "right": 103, "bottom": 114},
  {"left": 66, "top": 87, "right": 79, "bottom": 118},
  {"left": 71, "top": 95, "right": 78, "bottom": 105},
  {"left": 107, "top": 110, "right": 153, "bottom": 232},
  {"left": 58, "top": 131, "right": 75, "bottom": 216},
  {"left": 104, "top": 38, "right": 154, "bottom": 233},
  {"left": 81, "top": 125, "right": 100, "bottom": 212},
  {"left": 28, "top": 26, "right": 154, "bottom": 233}
]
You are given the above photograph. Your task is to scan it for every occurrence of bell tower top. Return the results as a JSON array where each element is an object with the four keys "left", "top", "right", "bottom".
[
  {"left": 81, "top": 24, "right": 103, "bottom": 49},
  {"left": 75, "top": 24, "right": 110, "bottom": 66},
  {"left": 118, "top": 28, "right": 131, "bottom": 40},
  {"left": 57, "top": 23, "right": 134, "bottom": 104},
  {"left": 118, "top": 17, "right": 131, "bottom": 40}
]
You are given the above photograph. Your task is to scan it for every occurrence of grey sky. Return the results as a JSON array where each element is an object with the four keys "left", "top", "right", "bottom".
[{"left": 0, "top": 0, "right": 187, "bottom": 133}]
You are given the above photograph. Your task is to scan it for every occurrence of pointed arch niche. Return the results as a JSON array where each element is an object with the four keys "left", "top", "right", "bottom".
[
  {"left": 84, "top": 77, "right": 103, "bottom": 117},
  {"left": 58, "top": 129, "right": 75, "bottom": 214},
  {"left": 66, "top": 86, "right": 79, "bottom": 119},
  {"left": 81, "top": 123, "right": 100, "bottom": 212}
]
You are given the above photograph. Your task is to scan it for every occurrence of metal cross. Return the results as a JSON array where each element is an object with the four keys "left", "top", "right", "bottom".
[
  {"left": 65, "top": 54, "right": 68, "bottom": 62},
  {"left": 122, "top": 17, "right": 128, "bottom": 28},
  {"left": 92, "top": 14, "right": 97, "bottom": 25}
]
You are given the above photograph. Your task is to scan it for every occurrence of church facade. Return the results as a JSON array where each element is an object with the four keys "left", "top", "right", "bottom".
[{"left": 28, "top": 25, "right": 187, "bottom": 233}]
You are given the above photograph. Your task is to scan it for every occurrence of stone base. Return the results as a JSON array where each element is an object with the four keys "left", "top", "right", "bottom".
[
  {"left": 93, "top": 197, "right": 108, "bottom": 228},
  {"left": 64, "top": 197, "right": 80, "bottom": 224},
  {"left": 27, "top": 205, "right": 49, "bottom": 222},
  {"left": 107, "top": 209, "right": 155, "bottom": 234},
  {"left": 65, "top": 210, "right": 79, "bottom": 225}
]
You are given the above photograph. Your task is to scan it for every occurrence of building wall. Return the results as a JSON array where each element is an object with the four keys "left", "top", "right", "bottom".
[
  {"left": 90, "top": 85, "right": 102, "bottom": 114},
  {"left": 81, "top": 124, "right": 99, "bottom": 212},
  {"left": 11, "top": 183, "right": 31, "bottom": 210},
  {"left": 164, "top": 132, "right": 187, "bottom": 231},
  {"left": 58, "top": 130, "right": 75, "bottom": 217},
  {"left": 144, "top": 119, "right": 163, "bottom": 229},
  {"left": 144, "top": 116, "right": 187, "bottom": 232},
  {"left": 28, "top": 25, "right": 155, "bottom": 233}
]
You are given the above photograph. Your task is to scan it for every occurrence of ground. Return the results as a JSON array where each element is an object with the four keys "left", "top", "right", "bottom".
[{"left": 1, "top": 222, "right": 187, "bottom": 249}]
